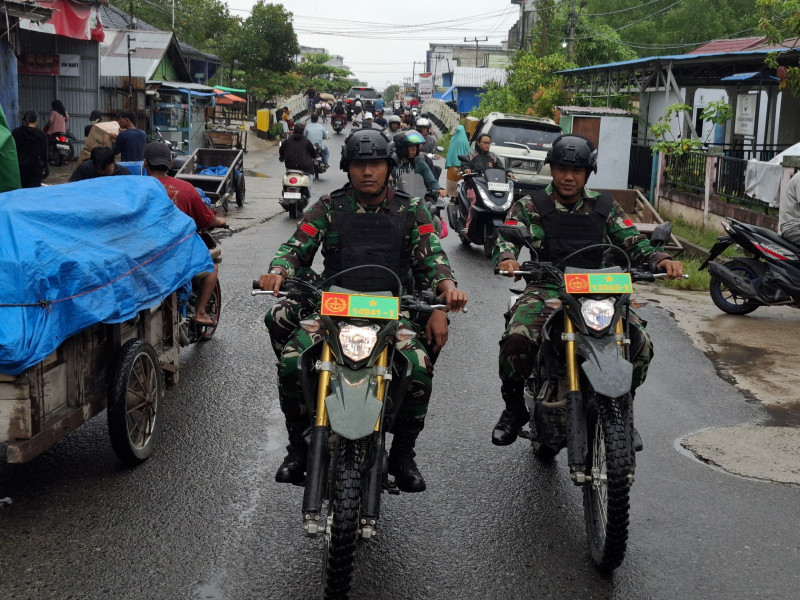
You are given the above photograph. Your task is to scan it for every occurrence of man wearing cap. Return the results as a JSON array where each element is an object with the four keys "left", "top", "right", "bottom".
[
  {"left": 361, "top": 112, "right": 382, "bottom": 131},
  {"left": 143, "top": 141, "right": 226, "bottom": 325}
]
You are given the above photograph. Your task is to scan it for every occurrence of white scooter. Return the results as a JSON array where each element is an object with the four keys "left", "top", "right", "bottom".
[{"left": 280, "top": 169, "right": 311, "bottom": 219}]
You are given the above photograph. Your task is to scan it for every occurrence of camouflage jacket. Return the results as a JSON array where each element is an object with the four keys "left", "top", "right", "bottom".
[
  {"left": 271, "top": 186, "right": 457, "bottom": 292},
  {"left": 493, "top": 184, "right": 671, "bottom": 267}
]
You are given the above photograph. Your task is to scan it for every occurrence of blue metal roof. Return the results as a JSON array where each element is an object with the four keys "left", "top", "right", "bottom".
[
  {"left": 720, "top": 72, "right": 779, "bottom": 81},
  {"left": 557, "top": 49, "right": 798, "bottom": 75}
]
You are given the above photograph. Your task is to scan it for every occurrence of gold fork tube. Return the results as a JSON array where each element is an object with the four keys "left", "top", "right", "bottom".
[
  {"left": 374, "top": 347, "right": 389, "bottom": 432},
  {"left": 314, "top": 342, "right": 333, "bottom": 427},
  {"left": 565, "top": 314, "right": 580, "bottom": 393}
]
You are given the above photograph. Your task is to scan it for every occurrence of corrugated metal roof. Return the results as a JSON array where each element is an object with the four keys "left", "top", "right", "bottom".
[
  {"left": 99, "top": 4, "right": 160, "bottom": 32},
  {"left": 557, "top": 106, "right": 632, "bottom": 116},
  {"left": 149, "top": 80, "right": 216, "bottom": 92},
  {"left": 687, "top": 37, "right": 765, "bottom": 55},
  {"left": 451, "top": 67, "right": 507, "bottom": 88},
  {"left": 101, "top": 29, "right": 172, "bottom": 79},
  {"left": 720, "top": 72, "right": 779, "bottom": 82}
]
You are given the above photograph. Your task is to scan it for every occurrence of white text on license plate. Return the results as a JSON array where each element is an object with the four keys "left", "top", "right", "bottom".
[
  {"left": 488, "top": 182, "right": 510, "bottom": 192},
  {"left": 283, "top": 192, "right": 302, "bottom": 199}
]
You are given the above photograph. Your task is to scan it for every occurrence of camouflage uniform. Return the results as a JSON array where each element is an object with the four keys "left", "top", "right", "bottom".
[
  {"left": 493, "top": 185, "right": 672, "bottom": 392},
  {"left": 266, "top": 186, "right": 457, "bottom": 426}
]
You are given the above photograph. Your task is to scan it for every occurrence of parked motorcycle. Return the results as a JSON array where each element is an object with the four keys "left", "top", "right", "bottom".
[
  {"left": 496, "top": 224, "right": 677, "bottom": 572},
  {"left": 394, "top": 172, "right": 447, "bottom": 238},
  {"left": 252, "top": 265, "right": 447, "bottom": 599},
  {"left": 280, "top": 169, "right": 311, "bottom": 219},
  {"left": 153, "top": 126, "right": 188, "bottom": 175},
  {"left": 178, "top": 230, "right": 223, "bottom": 344},
  {"left": 699, "top": 218, "right": 800, "bottom": 314},
  {"left": 48, "top": 130, "right": 76, "bottom": 166},
  {"left": 312, "top": 143, "right": 328, "bottom": 181},
  {"left": 447, "top": 154, "right": 514, "bottom": 257},
  {"left": 331, "top": 114, "right": 347, "bottom": 134}
]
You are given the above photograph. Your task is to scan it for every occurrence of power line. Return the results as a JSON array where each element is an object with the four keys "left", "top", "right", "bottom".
[{"left": 585, "top": 0, "right": 673, "bottom": 17}]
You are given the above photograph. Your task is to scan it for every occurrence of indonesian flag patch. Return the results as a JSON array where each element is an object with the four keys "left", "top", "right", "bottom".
[
  {"left": 418, "top": 223, "right": 435, "bottom": 235},
  {"left": 300, "top": 223, "right": 318, "bottom": 237},
  {"left": 623, "top": 219, "right": 634, "bottom": 228},
  {"left": 505, "top": 220, "right": 518, "bottom": 226}
]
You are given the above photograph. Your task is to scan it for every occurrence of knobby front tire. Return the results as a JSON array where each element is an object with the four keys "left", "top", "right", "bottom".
[
  {"left": 323, "top": 439, "right": 362, "bottom": 600},
  {"left": 583, "top": 395, "right": 632, "bottom": 572}
]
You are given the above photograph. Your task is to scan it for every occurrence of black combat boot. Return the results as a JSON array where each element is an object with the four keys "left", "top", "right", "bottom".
[
  {"left": 275, "top": 422, "right": 309, "bottom": 484},
  {"left": 388, "top": 418, "right": 426, "bottom": 493},
  {"left": 492, "top": 381, "right": 529, "bottom": 446}
]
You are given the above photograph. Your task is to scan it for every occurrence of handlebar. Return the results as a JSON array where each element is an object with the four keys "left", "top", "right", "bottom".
[{"left": 494, "top": 268, "right": 689, "bottom": 282}]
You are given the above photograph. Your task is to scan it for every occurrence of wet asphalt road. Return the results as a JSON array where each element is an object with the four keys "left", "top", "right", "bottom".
[{"left": 1, "top": 132, "right": 799, "bottom": 599}]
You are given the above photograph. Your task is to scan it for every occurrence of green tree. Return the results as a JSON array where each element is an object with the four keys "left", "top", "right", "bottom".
[
  {"left": 758, "top": 0, "right": 800, "bottom": 96},
  {"left": 234, "top": 2, "right": 299, "bottom": 99},
  {"left": 383, "top": 85, "right": 400, "bottom": 102},
  {"left": 296, "top": 53, "right": 353, "bottom": 94}
]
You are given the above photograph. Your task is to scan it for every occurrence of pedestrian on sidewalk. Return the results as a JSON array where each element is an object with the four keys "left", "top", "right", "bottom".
[
  {"left": 445, "top": 124, "right": 470, "bottom": 202},
  {"left": 12, "top": 110, "right": 49, "bottom": 188}
]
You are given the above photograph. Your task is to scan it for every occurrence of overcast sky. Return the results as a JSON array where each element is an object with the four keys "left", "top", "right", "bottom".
[{"left": 225, "top": 1, "right": 521, "bottom": 90}]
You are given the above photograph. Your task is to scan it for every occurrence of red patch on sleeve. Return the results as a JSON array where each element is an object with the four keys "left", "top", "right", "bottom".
[
  {"left": 300, "top": 223, "right": 318, "bottom": 237},
  {"left": 504, "top": 220, "right": 518, "bottom": 226},
  {"left": 418, "top": 224, "right": 435, "bottom": 235},
  {"left": 623, "top": 219, "right": 634, "bottom": 228}
]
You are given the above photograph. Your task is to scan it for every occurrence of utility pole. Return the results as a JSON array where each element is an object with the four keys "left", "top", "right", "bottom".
[
  {"left": 412, "top": 60, "right": 424, "bottom": 83},
  {"left": 464, "top": 36, "right": 488, "bottom": 68},
  {"left": 127, "top": 0, "right": 137, "bottom": 110},
  {"left": 567, "top": 0, "right": 577, "bottom": 62},
  {"left": 538, "top": 1, "right": 548, "bottom": 57}
]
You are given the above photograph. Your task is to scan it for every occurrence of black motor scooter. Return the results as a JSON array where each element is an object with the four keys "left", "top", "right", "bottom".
[
  {"left": 700, "top": 218, "right": 800, "bottom": 314},
  {"left": 48, "top": 130, "right": 76, "bottom": 166},
  {"left": 446, "top": 154, "right": 514, "bottom": 258}
]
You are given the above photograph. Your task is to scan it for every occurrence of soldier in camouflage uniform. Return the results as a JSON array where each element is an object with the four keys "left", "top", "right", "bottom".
[
  {"left": 491, "top": 134, "right": 683, "bottom": 446},
  {"left": 259, "top": 128, "right": 467, "bottom": 492}
]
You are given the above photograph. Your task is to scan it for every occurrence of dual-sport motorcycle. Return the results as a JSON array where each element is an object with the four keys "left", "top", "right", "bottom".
[
  {"left": 496, "top": 223, "right": 678, "bottom": 572},
  {"left": 280, "top": 169, "right": 311, "bottom": 219},
  {"left": 252, "top": 265, "right": 447, "bottom": 599},
  {"left": 699, "top": 217, "right": 800, "bottom": 314},
  {"left": 313, "top": 143, "right": 329, "bottom": 181},
  {"left": 447, "top": 154, "right": 514, "bottom": 257},
  {"left": 331, "top": 114, "right": 347, "bottom": 134}
]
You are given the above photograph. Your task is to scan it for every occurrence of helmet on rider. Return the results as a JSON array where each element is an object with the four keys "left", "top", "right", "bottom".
[
  {"left": 340, "top": 128, "right": 396, "bottom": 172},
  {"left": 363, "top": 112, "right": 374, "bottom": 121},
  {"left": 545, "top": 134, "right": 598, "bottom": 174},
  {"left": 392, "top": 130, "right": 425, "bottom": 161},
  {"left": 388, "top": 115, "right": 402, "bottom": 128},
  {"left": 415, "top": 117, "right": 432, "bottom": 131}
]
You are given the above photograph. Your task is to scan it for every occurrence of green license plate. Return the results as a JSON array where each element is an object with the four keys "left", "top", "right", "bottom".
[
  {"left": 321, "top": 292, "right": 400, "bottom": 320},
  {"left": 564, "top": 273, "right": 633, "bottom": 294}
]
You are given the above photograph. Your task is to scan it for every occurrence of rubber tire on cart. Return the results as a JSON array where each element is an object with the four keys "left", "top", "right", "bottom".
[
  {"left": 235, "top": 172, "right": 246, "bottom": 207},
  {"left": 200, "top": 279, "right": 222, "bottom": 341},
  {"left": 108, "top": 338, "right": 164, "bottom": 466}
]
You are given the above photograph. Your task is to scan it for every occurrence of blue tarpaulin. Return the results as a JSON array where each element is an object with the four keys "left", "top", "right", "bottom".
[{"left": 0, "top": 177, "right": 214, "bottom": 375}]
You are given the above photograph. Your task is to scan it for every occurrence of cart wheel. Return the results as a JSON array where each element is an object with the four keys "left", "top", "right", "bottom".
[
  {"left": 200, "top": 279, "right": 222, "bottom": 341},
  {"left": 108, "top": 339, "right": 163, "bottom": 466},
  {"left": 235, "top": 173, "right": 245, "bottom": 207},
  {"left": 221, "top": 194, "right": 230, "bottom": 213}
]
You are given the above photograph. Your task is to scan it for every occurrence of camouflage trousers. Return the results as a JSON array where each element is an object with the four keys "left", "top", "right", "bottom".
[
  {"left": 499, "top": 286, "right": 653, "bottom": 393},
  {"left": 265, "top": 298, "right": 435, "bottom": 426}
]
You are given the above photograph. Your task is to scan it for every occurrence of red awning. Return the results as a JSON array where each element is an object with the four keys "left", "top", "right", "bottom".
[{"left": 213, "top": 89, "right": 246, "bottom": 105}]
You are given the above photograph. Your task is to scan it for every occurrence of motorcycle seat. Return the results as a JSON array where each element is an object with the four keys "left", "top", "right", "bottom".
[{"left": 740, "top": 222, "right": 800, "bottom": 257}]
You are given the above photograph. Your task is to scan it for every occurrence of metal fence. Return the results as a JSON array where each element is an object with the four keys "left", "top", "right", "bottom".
[{"left": 663, "top": 152, "right": 706, "bottom": 195}]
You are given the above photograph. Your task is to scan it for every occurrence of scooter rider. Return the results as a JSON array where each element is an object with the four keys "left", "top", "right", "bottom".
[
  {"left": 415, "top": 117, "right": 438, "bottom": 155},
  {"left": 392, "top": 130, "right": 447, "bottom": 198},
  {"left": 460, "top": 133, "right": 514, "bottom": 234},
  {"left": 491, "top": 134, "right": 683, "bottom": 446},
  {"left": 259, "top": 128, "right": 467, "bottom": 491},
  {"left": 374, "top": 109, "right": 388, "bottom": 129},
  {"left": 303, "top": 113, "right": 330, "bottom": 168},
  {"left": 361, "top": 112, "right": 382, "bottom": 131},
  {"left": 387, "top": 114, "right": 403, "bottom": 134}
]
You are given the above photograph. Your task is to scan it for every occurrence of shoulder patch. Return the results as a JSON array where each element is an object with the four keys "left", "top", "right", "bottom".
[
  {"left": 623, "top": 218, "right": 634, "bottom": 228},
  {"left": 301, "top": 223, "right": 318, "bottom": 236},
  {"left": 418, "top": 223, "right": 435, "bottom": 235}
]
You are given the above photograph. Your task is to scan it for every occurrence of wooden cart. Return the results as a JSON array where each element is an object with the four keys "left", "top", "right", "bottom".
[
  {"left": 0, "top": 295, "right": 180, "bottom": 467},
  {"left": 602, "top": 188, "right": 684, "bottom": 254},
  {"left": 175, "top": 147, "right": 246, "bottom": 212},
  {"left": 204, "top": 129, "right": 247, "bottom": 152}
]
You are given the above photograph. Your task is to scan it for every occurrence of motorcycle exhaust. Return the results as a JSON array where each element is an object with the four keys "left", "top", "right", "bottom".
[{"left": 706, "top": 262, "right": 760, "bottom": 299}]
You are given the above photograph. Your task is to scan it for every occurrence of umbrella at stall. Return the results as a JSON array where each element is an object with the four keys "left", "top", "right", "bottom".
[{"left": 214, "top": 89, "right": 246, "bottom": 105}]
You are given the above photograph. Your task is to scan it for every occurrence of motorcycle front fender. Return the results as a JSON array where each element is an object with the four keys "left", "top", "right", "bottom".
[
  {"left": 325, "top": 367, "right": 384, "bottom": 440},
  {"left": 576, "top": 335, "right": 633, "bottom": 399}
]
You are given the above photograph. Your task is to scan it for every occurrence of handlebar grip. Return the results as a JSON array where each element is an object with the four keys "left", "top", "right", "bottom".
[
  {"left": 494, "top": 268, "right": 500, "bottom": 275},
  {"left": 252, "top": 280, "right": 261, "bottom": 290}
]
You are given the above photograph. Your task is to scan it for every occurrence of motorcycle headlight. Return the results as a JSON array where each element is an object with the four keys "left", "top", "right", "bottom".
[
  {"left": 338, "top": 324, "right": 379, "bottom": 362},
  {"left": 580, "top": 298, "right": 616, "bottom": 331}
]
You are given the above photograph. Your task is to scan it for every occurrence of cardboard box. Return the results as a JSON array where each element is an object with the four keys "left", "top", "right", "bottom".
[{"left": 75, "top": 121, "right": 120, "bottom": 166}]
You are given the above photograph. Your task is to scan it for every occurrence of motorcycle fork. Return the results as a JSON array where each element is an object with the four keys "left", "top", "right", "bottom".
[
  {"left": 303, "top": 342, "right": 334, "bottom": 527},
  {"left": 362, "top": 346, "right": 389, "bottom": 524},
  {"left": 564, "top": 314, "right": 588, "bottom": 479}
]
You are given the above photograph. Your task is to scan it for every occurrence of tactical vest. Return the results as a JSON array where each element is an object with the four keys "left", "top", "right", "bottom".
[
  {"left": 531, "top": 190, "right": 614, "bottom": 270},
  {"left": 322, "top": 188, "right": 415, "bottom": 293}
]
